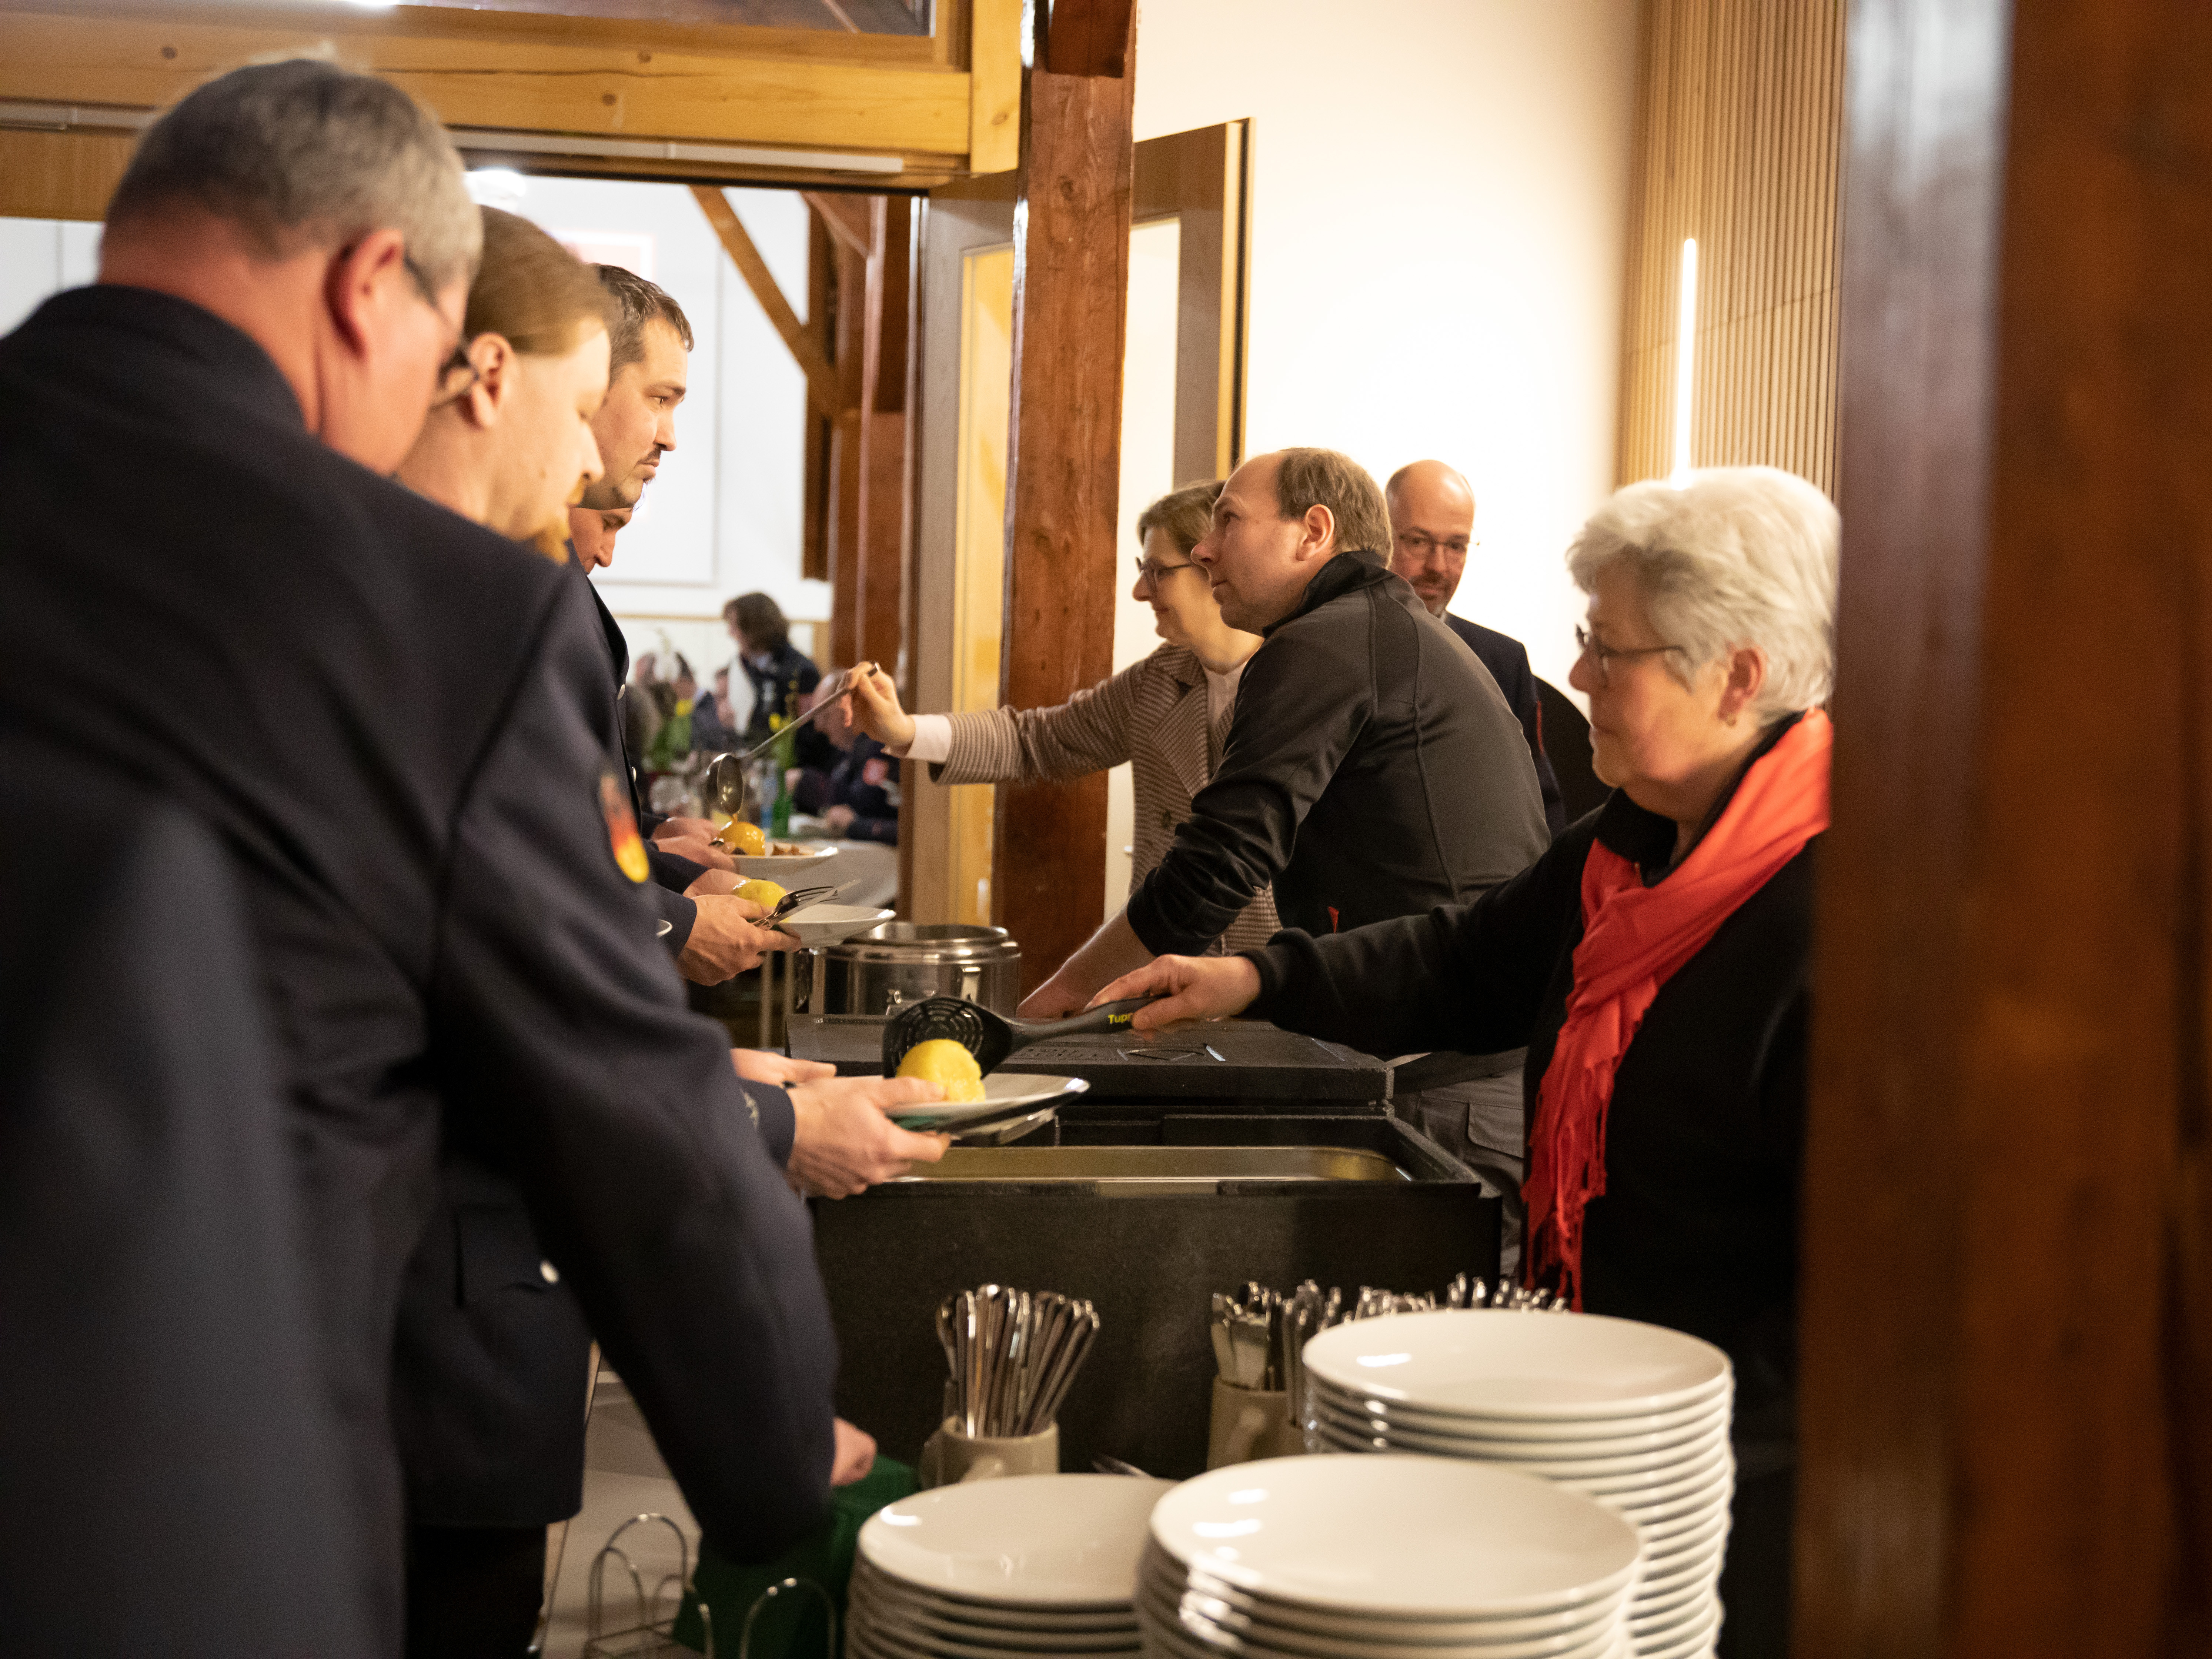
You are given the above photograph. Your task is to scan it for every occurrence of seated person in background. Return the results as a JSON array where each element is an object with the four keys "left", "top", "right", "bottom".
[
  {"left": 691, "top": 665, "right": 743, "bottom": 752},
  {"left": 726, "top": 590, "right": 835, "bottom": 770},
  {"left": 843, "top": 481, "right": 1281, "bottom": 953},
  {"left": 1015, "top": 450, "right": 1548, "bottom": 1017},
  {"left": 1092, "top": 467, "right": 1838, "bottom": 1659},
  {"left": 1387, "top": 460, "right": 1566, "bottom": 837},
  {"left": 791, "top": 674, "right": 898, "bottom": 844}
]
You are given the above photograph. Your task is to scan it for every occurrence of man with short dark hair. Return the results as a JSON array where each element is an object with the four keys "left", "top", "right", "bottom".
[
  {"left": 0, "top": 61, "right": 863, "bottom": 1647},
  {"left": 1020, "top": 447, "right": 1549, "bottom": 1016},
  {"left": 1387, "top": 460, "right": 1566, "bottom": 837}
]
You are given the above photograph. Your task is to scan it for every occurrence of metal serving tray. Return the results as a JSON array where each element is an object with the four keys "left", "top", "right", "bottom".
[{"left": 893, "top": 1145, "right": 1414, "bottom": 1194}]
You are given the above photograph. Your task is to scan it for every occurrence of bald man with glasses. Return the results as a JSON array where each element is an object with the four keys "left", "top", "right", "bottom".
[{"left": 1387, "top": 461, "right": 1566, "bottom": 838}]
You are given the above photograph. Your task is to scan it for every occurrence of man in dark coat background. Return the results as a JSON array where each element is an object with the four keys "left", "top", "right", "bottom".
[
  {"left": 0, "top": 61, "right": 928, "bottom": 1649},
  {"left": 1386, "top": 459, "right": 1567, "bottom": 838}
]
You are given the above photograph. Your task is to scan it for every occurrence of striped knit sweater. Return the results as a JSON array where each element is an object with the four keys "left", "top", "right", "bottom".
[{"left": 926, "top": 644, "right": 1282, "bottom": 954}]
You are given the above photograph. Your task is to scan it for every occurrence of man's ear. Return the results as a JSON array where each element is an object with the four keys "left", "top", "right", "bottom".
[
  {"left": 1300, "top": 503, "right": 1337, "bottom": 561},
  {"left": 462, "top": 333, "right": 517, "bottom": 428},
  {"left": 323, "top": 228, "right": 411, "bottom": 357}
]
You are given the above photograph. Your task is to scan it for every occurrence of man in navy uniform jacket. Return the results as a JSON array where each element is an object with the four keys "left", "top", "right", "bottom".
[
  {"left": 0, "top": 62, "right": 907, "bottom": 1648},
  {"left": 1386, "top": 460, "right": 1567, "bottom": 838}
]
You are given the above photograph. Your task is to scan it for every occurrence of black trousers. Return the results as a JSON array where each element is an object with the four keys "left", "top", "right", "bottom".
[
  {"left": 1715, "top": 1467, "right": 1793, "bottom": 1659},
  {"left": 404, "top": 1523, "right": 547, "bottom": 1659}
]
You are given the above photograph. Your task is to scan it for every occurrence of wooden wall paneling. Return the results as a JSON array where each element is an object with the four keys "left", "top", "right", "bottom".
[
  {"left": 989, "top": 0, "right": 1136, "bottom": 994},
  {"left": 1800, "top": 0, "right": 2212, "bottom": 1653},
  {"left": 0, "top": 128, "right": 131, "bottom": 220},
  {"left": 1615, "top": 0, "right": 1843, "bottom": 493},
  {"left": 0, "top": 9, "right": 971, "bottom": 163},
  {"left": 828, "top": 237, "right": 868, "bottom": 667}
]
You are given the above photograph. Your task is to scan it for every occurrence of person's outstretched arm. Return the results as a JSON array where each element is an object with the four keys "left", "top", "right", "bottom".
[{"left": 844, "top": 661, "right": 1145, "bottom": 785}]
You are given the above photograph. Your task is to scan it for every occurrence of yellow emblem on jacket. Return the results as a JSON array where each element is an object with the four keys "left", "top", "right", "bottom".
[{"left": 600, "top": 772, "right": 651, "bottom": 884}]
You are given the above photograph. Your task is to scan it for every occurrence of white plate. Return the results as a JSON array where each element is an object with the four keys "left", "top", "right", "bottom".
[
  {"left": 854, "top": 1562, "right": 1139, "bottom": 1633},
  {"left": 848, "top": 1600, "right": 1140, "bottom": 1657},
  {"left": 1307, "top": 1426, "right": 1731, "bottom": 1498},
  {"left": 1634, "top": 1602, "right": 1719, "bottom": 1659},
  {"left": 1149, "top": 1456, "right": 1642, "bottom": 1619},
  {"left": 1309, "top": 1399, "right": 1729, "bottom": 1475},
  {"left": 1627, "top": 1578, "right": 1720, "bottom": 1627},
  {"left": 1139, "top": 1578, "right": 1630, "bottom": 1659},
  {"left": 1142, "top": 1548, "right": 1629, "bottom": 1643},
  {"left": 1306, "top": 1380, "right": 1732, "bottom": 1450},
  {"left": 1303, "top": 1312, "right": 1732, "bottom": 1421},
  {"left": 1611, "top": 1472, "right": 1736, "bottom": 1529},
  {"left": 733, "top": 841, "right": 842, "bottom": 880},
  {"left": 772, "top": 902, "right": 894, "bottom": 946},
  {"left": 859, "top": 1474, "right": 1170, "bottom": 1608},
  {"left": 891, "top": 1074, "right": 1090, "bottom": 1128}
]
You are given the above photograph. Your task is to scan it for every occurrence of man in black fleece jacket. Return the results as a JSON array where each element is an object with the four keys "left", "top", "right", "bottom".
[{"left": 1020, "top": 448, "right": 1548, "bottom": 1016}]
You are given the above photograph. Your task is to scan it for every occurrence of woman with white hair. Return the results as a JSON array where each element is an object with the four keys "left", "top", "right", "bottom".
[{"left": 1095, "top": 465, "right": 1839, "bottom": 1659}]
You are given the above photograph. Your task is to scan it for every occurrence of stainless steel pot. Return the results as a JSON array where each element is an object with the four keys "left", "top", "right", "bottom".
[{"left": 797, "top": 922, "right": 1022, "bottom": 1016}]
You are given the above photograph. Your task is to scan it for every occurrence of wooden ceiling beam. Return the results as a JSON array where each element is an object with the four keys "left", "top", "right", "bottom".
[
  {"left": 802, "top": 191, "right": 878, "bottom": 260},
  {"left": 689, "top": 185, "right": 841, "bottom": 415}
]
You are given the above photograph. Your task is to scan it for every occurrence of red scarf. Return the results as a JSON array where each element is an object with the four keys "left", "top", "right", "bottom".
[{"left": 1521, "top": 710, "right": 1832, "bottom": 1308}]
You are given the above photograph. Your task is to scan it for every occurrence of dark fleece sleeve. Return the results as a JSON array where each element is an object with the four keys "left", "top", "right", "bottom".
[
  {"left": 428, "top": 581, "right": 835, "bottom": 1565},
  {"left": 1244, "top": 820, "right": 1595, "bottom": 1059},
  {"left": 1125, "top": 624, "right": 1367, "bottom": 956}
]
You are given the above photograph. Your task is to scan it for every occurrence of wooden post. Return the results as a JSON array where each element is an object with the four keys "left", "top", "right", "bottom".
[
  {"left": 1799, "top": 1, "right": 2212, "bottom": 1653},
  {"left": 827, "top": 235, "right": 868, "bottom": 668},
  {"left": 857, "top": 195, "right": 913, "bottom": 674},
  {"left": 990, "top": 0, "right": 1137, "bottom": 994}
]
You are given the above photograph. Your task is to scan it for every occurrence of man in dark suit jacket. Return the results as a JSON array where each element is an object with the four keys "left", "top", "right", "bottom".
[
  {"left": 1, "top": 762, "right": 374, "bottom": 1659},
  {"left": 1386, "top": 460, "right": 1567, "bottom": 837},
  {"left": 0, "top": 63, "right": 872, "bottom": 1646}
]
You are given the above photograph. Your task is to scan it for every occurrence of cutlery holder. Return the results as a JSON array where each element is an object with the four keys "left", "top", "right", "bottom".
[
  {"left": 916, "top": 1418, "right": 1059, "bottom": 1488},
  {"left": 1206, "top": 1376, "right": 1303, "bottom": 1468}
]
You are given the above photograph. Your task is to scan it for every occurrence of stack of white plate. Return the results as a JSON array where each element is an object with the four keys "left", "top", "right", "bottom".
[
  {"left": 1138, "top": 1455, "right": 1642, "bottom": 1659},
  {"left": 1301, "top": 1312, "right": 1734, "bottom": 1659},
  {"left": 849, "top": 1473, "right": 1171, "bottom": 1658}
]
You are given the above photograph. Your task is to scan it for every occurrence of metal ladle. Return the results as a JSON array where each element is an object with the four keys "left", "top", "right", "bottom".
[{"left": 702, "top": 663, "right": 873, "bottom": 834}]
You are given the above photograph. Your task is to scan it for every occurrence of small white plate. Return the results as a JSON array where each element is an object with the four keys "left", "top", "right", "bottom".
[
  {"left": 1150, "top": 1456, "right": 1642, "bottom": 1619},
  {"left": 1141, "top": 1552, "right": 1629, "bottom": 1645},
  {"left": 734, "top": 841, "right": 842, "bottom": 880},
  {"left": 859, "top": 1474, "right": 1171, "bottom": 1608},
  {"left": 1302, "top": 1311, "right": 1732, "bottom": 1421},
  {"left": 1138, "top": 1578, "right": 1628, "bottom": 1659},
  {"left": 892, "top": 1074, "right": 1089, "bottom": 1128},
  {"left": 1306, "top": 1378, "right": 1732, "bottom": 1448},
  {"left": 773, "top": 903, "right": 894, "bottom": 946}
]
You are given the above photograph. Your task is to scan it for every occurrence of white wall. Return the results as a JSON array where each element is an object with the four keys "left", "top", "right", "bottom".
[
  {"left": 474, "top": 173, "right": 823, "bottom": 700},
  {"left": 1132, "top": 0, "right": 1641, "bottom": 699},
  {"left": 1, "top": 178, "right": 819, "bottom": 718}
]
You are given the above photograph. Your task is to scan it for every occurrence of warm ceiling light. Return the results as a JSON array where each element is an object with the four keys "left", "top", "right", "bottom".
[{"left": 1671, "top": 237, "right": 1698, "bottom": 485}]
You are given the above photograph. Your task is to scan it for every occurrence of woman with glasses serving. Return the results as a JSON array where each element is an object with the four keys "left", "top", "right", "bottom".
[
  {"left": 843, "top": 480, "right": 1281, "bottom": 952},
  {"left": 1093, "top": 466, "right": 1838, "bottom": 1659}
]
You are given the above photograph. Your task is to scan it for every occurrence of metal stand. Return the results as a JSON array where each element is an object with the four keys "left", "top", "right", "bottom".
[{"left": 583, "top": 1513, "right": 691, "bottom": 1658}]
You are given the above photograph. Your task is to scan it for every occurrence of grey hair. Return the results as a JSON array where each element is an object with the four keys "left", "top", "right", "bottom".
[
  {"left": 107, "top": 60, "right": 480, "bottom": 290},
  {"left": 1566, "top": 467, "right": 1839, "bottom": 718}
]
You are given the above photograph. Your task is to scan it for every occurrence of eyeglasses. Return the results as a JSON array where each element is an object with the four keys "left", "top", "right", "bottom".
[
  {"left": 1132, "top": 554, "right": 1200, "bottom": 585},
  {"left": 1575, "top": 624, "right": 1683, "bottom": 687},
  {"left": 1395, "top": 531, "right": 1473, "bottom": 559}
]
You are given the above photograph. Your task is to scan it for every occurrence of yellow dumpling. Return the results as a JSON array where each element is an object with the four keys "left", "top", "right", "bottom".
[
  {"left": 732, "top": 878, "right": 786, "bottom": 911},
  {"left": 719, "top": 819, "right": 768, "bottom": 856},
  {"left": 897, "top": 1038, "right": 985, "bottom": 1103}
]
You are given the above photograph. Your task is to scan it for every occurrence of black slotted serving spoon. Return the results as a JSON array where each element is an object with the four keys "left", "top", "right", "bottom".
[{"left": 880, "top": 995, "right": 1163, "bottom": 1076}]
